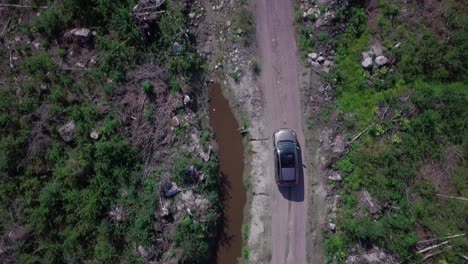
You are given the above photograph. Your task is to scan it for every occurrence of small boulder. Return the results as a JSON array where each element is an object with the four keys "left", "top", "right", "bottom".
[
  {"left": 172, "top": 42, "right": 182, "bottom": 53},
  {"left": 308, "top": 52, "right": 318, "bottom": 61},
  {"left": 58, "top": 121, "right": 77, "bottom": 142},
  {"left": 90, "top": 129, "right": 99, "bottom": 140},
  {"left": 374, "top": 56, "right": 388, "bottom": 67},
  {"left": 328, "top": 171, "right": 343, "bottom": 181},
  {"left": 164, "top": 182, "right": 181, "bottom": 198},
  {"left": 64, "top": 28, "right": 93, "bottom": 44},
  {"left": 328, "top": 222, "right": 336, "bottom": 232},
  {"left": 171, "top": 116, "right": 180, "bottom": 127},
  {"left": 183, "top": 95, "right": 191, "bottom": 105},
  {"left": 72, "top": 28, "right": 91, "bottom": 39},
  {"left": 226, "top": 20, "right": 231, "bottom": 27},
  {"left": 317, "top": 56, "right": 325, "bottom": 63},
  {"left": 323, "top": 60, "right": 331, "bottom": 67},
  {"left": 361, "top": 57, "right": 373, "bottom": 69},
  {"left": 188, "top": 12, "right": 196, "bottom": 19}
]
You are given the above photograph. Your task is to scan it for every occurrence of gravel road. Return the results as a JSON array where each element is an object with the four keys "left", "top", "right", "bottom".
[{"left": 255, "top": 0, "right": 310, "bottom": 263}]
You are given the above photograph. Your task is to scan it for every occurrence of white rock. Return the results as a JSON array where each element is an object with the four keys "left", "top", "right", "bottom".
[
  {"left": 189, "top": 12, "right": 196, "bottom": 19},
  {"left": 90, "top": 130, "right": 99, "bottom": 140},
  {"left": 226, "top": 20, "right": 231, "bottom": 27},
  {"left": 308, "top": 52, "right": 318, "bottom": 60},
  {"left": 329, "top": 223, "right": 336, "bottom": 232},
  {"left": 324, "top": 60, "right": 331, "bottom": 67},
  {"left": 328, "top": 171, "right": 342, "bottom": 181},
  {"left": 72, "top": 28, "right": 91, "bottom": 39},
  {"left": 317, "top": 56, "right": 325, "bottom": 63},
  {"left": 171, "top": 116, "right": 180, "bottom": 127},
  {"left": 58, "top": 121, "right": 76, "bottom": 142},
  {"left": 374, "top": 55, "right": 388, "bottom": 67},
  {"left": 361, "top": 57, "right": 373, "bottom": 69},
  {"left": 183, "top": 95, "right": 191, "bottom": 105}
]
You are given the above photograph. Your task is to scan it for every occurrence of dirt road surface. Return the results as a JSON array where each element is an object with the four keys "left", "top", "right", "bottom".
[{"left": 255, "top": 0, "right": 311, "bottom": 263}]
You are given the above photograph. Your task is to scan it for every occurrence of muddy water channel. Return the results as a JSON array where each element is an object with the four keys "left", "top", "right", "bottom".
[{"left": 209, "top": 83, "right": 246, "bottom": 264}]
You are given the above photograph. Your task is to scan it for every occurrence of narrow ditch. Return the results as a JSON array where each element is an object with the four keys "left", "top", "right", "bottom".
[{"left": 209, "top": 83, "right": 246, "bottom": 264}]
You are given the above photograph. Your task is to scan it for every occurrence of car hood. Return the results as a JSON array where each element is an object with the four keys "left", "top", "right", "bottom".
[{"left": 281, "top": 167, "right": 296, "bottom": 181}]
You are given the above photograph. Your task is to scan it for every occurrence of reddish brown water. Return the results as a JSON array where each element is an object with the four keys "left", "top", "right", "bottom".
[{"left": 209, "top": 83, "right": 246, "bottom": 264}]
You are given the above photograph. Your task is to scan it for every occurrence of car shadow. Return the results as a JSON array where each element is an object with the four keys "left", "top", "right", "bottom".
[{"left": 278, "top": 143, "right": 305, "bottom": 202}]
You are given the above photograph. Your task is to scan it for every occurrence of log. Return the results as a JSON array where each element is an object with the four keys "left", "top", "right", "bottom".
[
  {"left": 436, "top": 194, "right": 468, "bottom": 202},
  {"left": 422, "top": 246, "right": 453, "bottom": 261},
  {"left": 418, "top": 233, "right": 465, "bottom": 244},
  {"left": 417, "top": 241, "right": 449, "bottom": 254}
]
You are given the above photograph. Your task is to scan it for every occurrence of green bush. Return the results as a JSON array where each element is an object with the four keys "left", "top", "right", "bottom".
[
  {"left": 141, "top": 80, "right": 154, "bottom": 95},
  {"left": 174, "top": 217, "right": 210, "bottom": 263},
  {"left": 325, "top": 234, "right": 349, "bottom": 263},
  {"left": 35, "top": 6, "right": 64, "bottom": 36},
  {"left": 251, "top": 61, "right": 261, "bottom": 76},
  {"left": 297, "top": 25, "right": 314, "bottom": 55},
  {"left": 23, "top": 53, "right": 57, "bottom": 82}
]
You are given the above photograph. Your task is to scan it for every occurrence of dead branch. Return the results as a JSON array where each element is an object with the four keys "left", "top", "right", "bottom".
[
  {"left": 436, "top": 194, "right": 468, "bottom": 202},
  {"left": 417, "top": 241, "right": 449, "bottom": 254},
  {"left": 422, "top": 246, "right": 453, "bottom": 261},
  {"left": 0, "top": 3, "right": 47, "bottom": 8},
  {"left": 9, "top": 50, "right": 14, "bottom": 68},
  {"left": 460, "top": 255, "right": 468, "bottom": 261},
  {"left": 1, "top": 18, "right": 11, "bottom": 38},
  {"left": 350, "top": 124, "right": 373, "bottom": 143},
  {"left": 363, "top": 189, "right": 375, "bottom": 207},
  {"left": 418, "top": 233, "right": 465, "bottom": 244}
]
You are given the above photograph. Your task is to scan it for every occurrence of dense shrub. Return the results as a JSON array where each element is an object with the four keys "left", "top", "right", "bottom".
[{"left": 174, "top": 217, "right": 210, "bottom": 263}]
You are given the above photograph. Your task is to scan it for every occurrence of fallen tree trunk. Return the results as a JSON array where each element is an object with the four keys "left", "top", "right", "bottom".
[
  {"left": 418, "top": 233, "right": 465, "bottom": 244},
  {"left": 436, "top": 194, "right": 468, "bottom": 202},
  {"left": 417, "top": 241, "right": 449, "bottom": 254}
]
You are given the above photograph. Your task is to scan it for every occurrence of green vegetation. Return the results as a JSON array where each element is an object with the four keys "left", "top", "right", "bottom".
[
  {"left": 141, "top": 80, "right": 154, "bottom": 95},
  {"left": 251, "top": 60, "right": 261, "bottom": 76},
  {"left": 297, "top": 25, "right": 314, "bottom": 55},
  {"left": 0, "top": 0, "right": 219, "bottom": 263},
  {"left": 321, "top": 1, "right": 468, "bottom": 263}
]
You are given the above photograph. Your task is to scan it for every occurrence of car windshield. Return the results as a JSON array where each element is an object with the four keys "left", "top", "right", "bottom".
[{"left": 277, "top": 141, "right": 295, "bottom": 168}]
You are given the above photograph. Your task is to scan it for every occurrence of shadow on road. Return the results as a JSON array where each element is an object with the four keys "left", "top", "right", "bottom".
[{"left": 278, "top": 143, "right": 305, "bottom": 202}]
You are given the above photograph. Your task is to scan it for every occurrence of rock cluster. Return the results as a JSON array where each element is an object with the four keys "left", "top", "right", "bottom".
[{"left": 361, "top": 42, "right": 390, "bottom": 70}]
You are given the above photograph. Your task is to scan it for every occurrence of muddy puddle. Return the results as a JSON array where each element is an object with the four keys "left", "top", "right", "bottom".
[{"left": 209, "top": 83, "right": 246, "bottom": 264}]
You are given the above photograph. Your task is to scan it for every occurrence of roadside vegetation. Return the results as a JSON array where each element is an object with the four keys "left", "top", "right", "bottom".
[
  {"left": 320, "top": 0, "right": 467, "bottom": 263},
  {"left": 0, "top": 0, "right": 220, "bottom": 263}
]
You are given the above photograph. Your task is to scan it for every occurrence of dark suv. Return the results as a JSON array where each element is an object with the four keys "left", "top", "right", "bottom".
[{"left": 273, "top": 128, "right": 301, "bottom": 186}]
